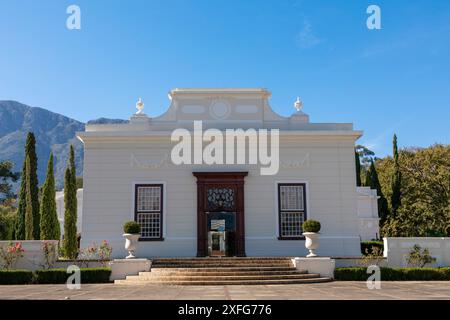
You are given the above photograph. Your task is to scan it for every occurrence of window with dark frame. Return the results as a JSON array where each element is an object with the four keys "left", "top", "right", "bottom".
[
  {"left": 278, "top": 183, "right": 307, "bottom": 239},
  {"left": 134, "top": 184, "right": 163, "bottom": 241}
]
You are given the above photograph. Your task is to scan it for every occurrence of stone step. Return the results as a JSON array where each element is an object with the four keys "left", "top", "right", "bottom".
[
  {"left": 143, "top": 269, "right": 307, "bottom": 276},
  {"left": 151, "top": 263, "right": 293, "bottom": 267},
  {"left": 149, "top": 266, "right": 298, "bottom": 273},
  {"left": 115, "top": 277, "right": 332, "bottom": 286},
  {"left": 153, "top": 257, "right": 291, "bottom": 261},
  {"left": 153, "top": 259, "right": 292, "bottom": 262},
  {"left": 114, "top": 257, "right": 330, "bottom": 286},
  {"left": 153, "top": 257, "right": 292, "bottom": 262},
  {"left": 152, "top": 263, "right": 292, "bottom": 268},
  {"left": 126, "top": 273, "right": 321, "bottom": 281}
]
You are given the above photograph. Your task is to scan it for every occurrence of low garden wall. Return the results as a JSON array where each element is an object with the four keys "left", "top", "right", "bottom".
[
  {"left": 333, "top": 257, "right": 387, "bottom": 268},
  {"left": 55, "top": 260, "right": 106, "bottom": 269},
  {"left": 0, "top": 240, "right": 58, "bottom": 271},
  {"left": 384, "top": 237, "right": 450, "bottom": 267}
]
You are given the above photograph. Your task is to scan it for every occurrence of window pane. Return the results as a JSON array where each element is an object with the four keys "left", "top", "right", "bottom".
[
  {"left": 280, "top": 185, "right": 304, "bottom": 210},
  {"left": 137, "top": 186, "right": 161, "bottom": 211},
  {"left": 137, "top": 212, "right": 161, "bottom": 238},
  {"left": 280, "top": 212, "right": 304, "bottom": 237}
]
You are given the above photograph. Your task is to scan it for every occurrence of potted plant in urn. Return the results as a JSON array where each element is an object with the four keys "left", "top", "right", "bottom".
[
  {"left": 123, "top": 221, "right": 141, "bottom": 259},
  {"left": 302, "top": 220, "right": 321, "bottom": 258}
]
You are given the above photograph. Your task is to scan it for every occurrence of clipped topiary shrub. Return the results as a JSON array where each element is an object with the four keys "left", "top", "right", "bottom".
[
  {"left": 0, "top": 270, "right": 33, "bottom": 285},
  {"left": 361, "top": 240, "right": 384, "bottom": 255},
  {"left": 81, "top": 268, "right": 112, "bottom": 283},
  {"left": 35, "top": 268, "right": 111, "bottom": 284},
  {"left": 334, "top": 267, "right": 450, "bottom": 281},
  {"left": 334, "top": 267, "right": 367, "bottom": 281},
  {"left": 34, "top": 269, "right": 68, "bottom": 284},
  {"left": 302, "top": 220, "right": 321, "bottom": 233},
  {"left": 123, "top": 221, "right": 140, "bottom": 234}
]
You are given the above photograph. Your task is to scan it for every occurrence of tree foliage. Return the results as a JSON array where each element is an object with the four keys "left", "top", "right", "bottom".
[
  {"left": 39, "top": 153, "right": 60, "bottom": 240},
  {"left": 356, "top": 144, "right": 375, "bottom": 186},
  {"left": 355, "top": 151, "right": 362, "bottom": 186},
  {"left": 63, "top": 145, "right": 78, "bottom": 259},
  {"left": 15, "top": 132, "right": 40, "bottom": 240},
  {"left": 364, "top": 160, "right": 389, "bottom": 222},
  {"left": 391, "top": 134, "right": 402, "bottom": 217},
  {"left": 0, "top": 206, "right": 16, "bottom": 240},
  {"left": 0, "top": 161, "right": 19, "bottom": 204},
  {"left": 379, "top": 144, "right": 450, "bottom": 236},
  {"left": 24, "top": 155, "right": 34, "bottom": 240},
  {"left": 356, "top": 145, "right": 375, "bottom": 166}
]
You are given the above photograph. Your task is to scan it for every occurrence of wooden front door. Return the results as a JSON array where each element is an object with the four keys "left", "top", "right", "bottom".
[{"left": 193, "top": 172, "right": 247, "bottom": 257}]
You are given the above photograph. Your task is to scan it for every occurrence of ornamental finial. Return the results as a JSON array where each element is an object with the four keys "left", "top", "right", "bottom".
[
  {"left": 136, "top": 97, "right": 144, "bottom": 114},
  {"left": 294, "top": 97, "right": 303, "bottom": 112}
]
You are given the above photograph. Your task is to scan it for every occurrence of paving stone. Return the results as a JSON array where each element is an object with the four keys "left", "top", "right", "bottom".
[{"left": 0, "top": 282, "right": 449, "bottom": 300}]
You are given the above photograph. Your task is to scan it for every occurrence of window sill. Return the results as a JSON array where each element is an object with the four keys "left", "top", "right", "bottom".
[
  {"left": 138, "top": 237, "right": 164, "bottom": 242},
  {"left": 277, "top": 236, "right": 305, "bottom": 241}
]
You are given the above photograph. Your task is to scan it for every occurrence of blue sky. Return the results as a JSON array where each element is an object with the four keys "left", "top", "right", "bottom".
[{"left": 0, "top": 0, "right": 449, "bottom": 157}]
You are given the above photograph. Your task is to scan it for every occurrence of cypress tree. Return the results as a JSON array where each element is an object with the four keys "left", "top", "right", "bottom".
[
  {"left": 15, "top": 173, "right": 26, "bottom": 240},
  {"left": 69, "top": 145, "right": 77, "bottom": 195},
  {"left": 15, "top": 132, "right": 40, "bottom": 240},
  {"left": 364, "top": 161, "right": 373, "bottom": 187},
  {"left": 355, "top": 150, "right": 362, "bottom": 186},
  {"left": 63, "top": 145, "right": 78, "bottom": 259},
  {"left": 24, "top": 155, "right": 34, "bottom": 240},
  {"left": 391, "top": 134, "right": 402, "bottom": 216},
  {"left": 40, "top": 153, "right": 60, "bottom": 240},
  {"left": 366, "top": 160, "right": 390, "bottom": 223}
]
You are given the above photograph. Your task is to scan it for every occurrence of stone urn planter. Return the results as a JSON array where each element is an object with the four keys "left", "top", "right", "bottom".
[
  {"left": 302, "top": 220, "right": 321, "bottom": 258},
  {"left": 123, "top": 221, "right": 141, "bottom": 259},
  {"left": 303, "top": 232, "right": 319, "bottom": 257}
]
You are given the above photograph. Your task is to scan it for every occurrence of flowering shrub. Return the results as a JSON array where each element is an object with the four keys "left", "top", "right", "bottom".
[
  {"left": 98, "top": 240, "right": 113, "bottom": 266},
  {"left": 77, "top": 240, "right": 113, "bottom": 267},
  {"left": 0, "top": 242, "right": 25, "bottom": 270},
  {"left": 40, "top": 241, "right": 58, "bottom": 270}
]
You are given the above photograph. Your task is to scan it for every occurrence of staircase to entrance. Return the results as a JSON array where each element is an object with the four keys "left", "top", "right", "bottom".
[{"left": 115, "top": 257, "right": 332, "bottom": 285}]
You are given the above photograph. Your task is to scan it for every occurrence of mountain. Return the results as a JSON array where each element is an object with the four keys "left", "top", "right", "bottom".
[
  {"left": 0, "top": 101, "right": 125, "bottom": 190},
  {"left": 87, "top": 117, "right": 129, "bottom": 124}
]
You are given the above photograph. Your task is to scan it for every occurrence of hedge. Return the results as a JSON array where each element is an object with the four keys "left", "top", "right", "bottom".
[
  {"left": 34, "top": 268, "right": 111, "bottom": 284},
  {"left": 335, "top": 267, "right": 450, "bottom": 281},
  {"left": 361, "top": 241, "right": 384, "bottom": 255},
  {"left": 0, "top": 270, "right": 34, "bottom": 285}
]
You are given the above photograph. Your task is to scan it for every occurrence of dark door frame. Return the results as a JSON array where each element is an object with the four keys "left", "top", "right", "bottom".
[{"left": 193, "top": 172, "right": 248, "bottom": 257}]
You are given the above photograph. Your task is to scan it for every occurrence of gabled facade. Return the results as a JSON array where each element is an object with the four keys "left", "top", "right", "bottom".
[{"left": 77, "top": 88, "right": 365, "bottom": 258}]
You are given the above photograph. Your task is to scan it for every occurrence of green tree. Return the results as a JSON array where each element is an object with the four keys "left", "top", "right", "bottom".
[
  {"left": 0, "top": 161, "right": 19, "bottom": 203},
  {"left": 356, "top": 145, "right": 375, "bottom": 166},
  {"left": 15, "top": 132, "right": 40, "bottom": 240},
  {"left": 380, "top": 144, "right": 450, "bottom": 237},
  {"left": 63, "top": 145, "right": 78, "bottom": 259},
  {"left": 391, "top": 134, "right": 402, "bottom": 216},
  {"left": 355, "top": 151, "right": 362, "bottom": 186},
  {"left": 356, "top": 145, "right": 375, "bottom": 184},
  {"left": 364, "top": 161, "right": 373, "bottom": 187},
  {"left": 0, "top": 205, "right": 16, "bottom": 240},
  {"left": 365, "top": 160, "right": 390, "bottom": 223},
  {"left": 39, "top": 153, "right": 60, "bottom": 240},
  {"left": 24, "top": 155, "right": 34, "bottom": 239}
]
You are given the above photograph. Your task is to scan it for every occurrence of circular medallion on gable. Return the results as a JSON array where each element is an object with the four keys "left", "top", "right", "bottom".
[{"left": 210, "top": 100, "right": 231, "bottom": 120}]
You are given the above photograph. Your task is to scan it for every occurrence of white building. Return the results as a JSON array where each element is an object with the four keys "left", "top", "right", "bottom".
[
  {"left": 77, "top": 88, "right": 376, "bottom": 258},
  {"left": 356, "top": 187, "right": 380, "bottom": 241}
]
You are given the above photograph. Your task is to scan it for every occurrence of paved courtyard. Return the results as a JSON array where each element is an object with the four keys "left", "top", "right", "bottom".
[{"left": 0, "top": 282, "right": 449, "bottom": 300}]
